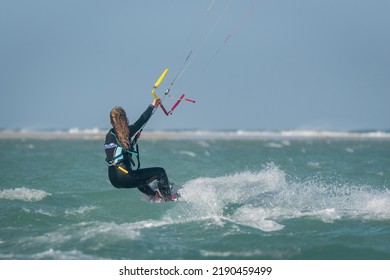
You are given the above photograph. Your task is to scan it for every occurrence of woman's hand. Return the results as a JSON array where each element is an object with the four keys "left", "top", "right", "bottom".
[{"left": 152, "top": 98, "right": 161, "bottom": 108}]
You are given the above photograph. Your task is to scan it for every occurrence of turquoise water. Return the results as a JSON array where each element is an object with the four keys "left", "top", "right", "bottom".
[{"left": 1, "top": 132, "right": 390, "bottom": 259}]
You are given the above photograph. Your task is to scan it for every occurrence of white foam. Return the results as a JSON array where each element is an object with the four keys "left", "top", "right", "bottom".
[
  {"left": 265, "top": 142, "right": 284, "bottom": 148},
  {"left": 2, "top": 129, "right": 390, "bottom": 140},
  {"left": 27, "top": 221, "right": 141, "bottom": 247},
  {"left": 178, "top": 150, "right": 197, "bottom": 157},
  {"left": 307, "top": 162, "right": 322, "bottom": 169},
  {"left": 176, "top": 163, "right": 288, "bottom": 231},
  {"left": 68, "top": 127, "right": 100, "bottom": 134},
  {"left": 200, "top": 247, "right": 298, "bottom": 259},
  {"left": 22, "top": 208, "right": 55, "bottom": 217},
  {"left": 31, "top": 249, "right": 96, "bottom": 260},
  {"left": 230, "top": 205, "right": 285, "bottom": 231},
  {"left": 313, "top": 208, "right": 341, "bottom": 223},
  {"left": 188, "top": 129, "right": 390, "bottom": 139},
  {"left": 200, "top": 249, "right": 266, "bottom": 258},
  {"left": 35, "top": 209, "right": 55, "bottom": 217},
  {"left": 360, "top": 194, "right": 390, "bottom": 219},
  {"left": 175, "top": 163, "right": 390, "bottom": 232},
  {"left": 64, "top": 206, "right": 97, "bottom": 216},
  {"left": 0, "top": 187, "right": 51, "bottom": 202},
  {"left": 77, "top": 222, "right": 141, "bottom": 242}
]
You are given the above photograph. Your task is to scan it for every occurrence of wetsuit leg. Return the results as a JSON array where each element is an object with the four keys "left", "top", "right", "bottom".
[
  {"left": 108, "top": 166, "right": 171, "bottom": 197},
  {"left": 137, "top": 185, "right": 156, "bottom": 196},
  {"left": 131, "top": 167, "right": 171, "bottom": 198}
]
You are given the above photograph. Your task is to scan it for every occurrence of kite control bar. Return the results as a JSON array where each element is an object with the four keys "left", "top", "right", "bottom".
[{"left": 151, "top": 68, "right": 195, "bottom": 116}]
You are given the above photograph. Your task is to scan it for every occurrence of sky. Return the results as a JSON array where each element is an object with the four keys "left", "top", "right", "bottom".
[{"left": 1, "top": 0, "right": 389, "bottom": 131}]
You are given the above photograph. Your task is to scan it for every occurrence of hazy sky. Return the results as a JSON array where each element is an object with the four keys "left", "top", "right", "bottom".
[{"left": 1, "top": 0, "right": 389, "bottom": 131}]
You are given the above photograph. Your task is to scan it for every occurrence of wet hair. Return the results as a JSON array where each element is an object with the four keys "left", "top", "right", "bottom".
[{"left": 110, "top": 106, "right": 130, "bottom": 150}]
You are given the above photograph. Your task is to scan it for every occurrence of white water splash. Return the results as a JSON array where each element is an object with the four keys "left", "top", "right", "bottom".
[{"left": 175, "top": 163, "right": 390, "bottom": 232}]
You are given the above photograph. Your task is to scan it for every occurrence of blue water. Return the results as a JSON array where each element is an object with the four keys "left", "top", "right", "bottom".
[{"left": 1, "top": 130, "right": 390, "bottom": 259}]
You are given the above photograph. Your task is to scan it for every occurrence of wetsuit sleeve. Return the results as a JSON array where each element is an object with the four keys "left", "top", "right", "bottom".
[{"left": 130, "top": 105, "right": 154, "bottom": 136}]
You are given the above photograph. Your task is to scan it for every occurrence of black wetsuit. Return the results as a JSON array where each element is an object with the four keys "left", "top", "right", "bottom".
[{"left": 104, "top": 105, "right": 171, "bottom": 198}]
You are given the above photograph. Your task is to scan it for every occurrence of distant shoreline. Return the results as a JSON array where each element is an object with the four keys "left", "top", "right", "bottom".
[
  {"left": 1, "top": 129, "right": 389, "bottom": 140},
  {"left": 0, "top": 130, "right": 172, "bottom": 140}
]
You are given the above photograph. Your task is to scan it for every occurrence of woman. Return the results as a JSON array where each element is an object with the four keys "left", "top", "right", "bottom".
[{"left": 104, "top": 99, "right": 173, "bottom": 202}]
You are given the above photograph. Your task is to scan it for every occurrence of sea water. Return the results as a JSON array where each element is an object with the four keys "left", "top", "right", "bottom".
[{"left": 0, "top": 130, "right": 389, "bottom": 260}]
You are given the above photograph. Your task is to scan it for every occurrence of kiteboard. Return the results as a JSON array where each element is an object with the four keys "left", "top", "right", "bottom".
[
  {"left": 149, "top": 192, "right": 180, "bottom": 203},
  {"left": 148, "top": 182, "right": 181, "bottom": 203}
]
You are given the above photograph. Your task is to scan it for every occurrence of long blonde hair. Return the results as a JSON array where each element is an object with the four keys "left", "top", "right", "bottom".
[{"left": 110, "top": 106, "right": 130, "bottom": 150}]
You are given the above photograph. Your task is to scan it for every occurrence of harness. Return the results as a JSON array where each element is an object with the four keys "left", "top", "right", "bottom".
[{"left": 106, "top": 131, "right": 141, "bottom": 174}]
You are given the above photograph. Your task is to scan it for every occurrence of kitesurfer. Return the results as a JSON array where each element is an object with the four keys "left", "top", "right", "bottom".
[{"left": 104, "top": 99, "right": 174, "bottom": 202}]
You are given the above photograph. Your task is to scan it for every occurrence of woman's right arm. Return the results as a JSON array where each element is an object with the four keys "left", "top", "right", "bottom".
[{"left": 130, "top": 99, "right": 160, "bottom": 135}]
